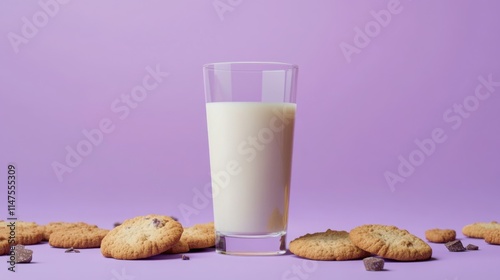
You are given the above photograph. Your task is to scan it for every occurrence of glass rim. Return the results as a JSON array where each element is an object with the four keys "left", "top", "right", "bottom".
[{"left": 203, "top": 61, "right": 298, "bottom": 71}]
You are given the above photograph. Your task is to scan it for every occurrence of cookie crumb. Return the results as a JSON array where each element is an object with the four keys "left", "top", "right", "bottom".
[
  {"left": 181, "top": 254, "right": 190, "bottom": 260},
  {"left": 445, "top": 240, "right": 466, "bottom": 252},
  {"left": 466, "top": 244, "right": 479, "bottom": 250},
  {"left": 363, "top": 257, "right": 384, "bottom": 271},
  {"left": 13, "top": 245, "right": 33, "bottom": 263}
]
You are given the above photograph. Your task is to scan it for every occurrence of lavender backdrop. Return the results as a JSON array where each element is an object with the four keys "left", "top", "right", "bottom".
[{"left": 1, "top": 1, "right": 499, "bottom": 279}]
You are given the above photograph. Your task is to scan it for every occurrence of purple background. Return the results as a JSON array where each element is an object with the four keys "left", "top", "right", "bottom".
[{"left": 1, "top": 0, "right": 499, "bottom": 279}]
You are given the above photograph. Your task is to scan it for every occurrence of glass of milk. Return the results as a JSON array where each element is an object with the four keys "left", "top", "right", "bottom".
[{"left": 203, "top": 62, "right": 298, "bottom": 255}]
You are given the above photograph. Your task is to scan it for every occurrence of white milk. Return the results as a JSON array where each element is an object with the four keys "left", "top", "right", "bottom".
[{"left": 206, "top": 102, "right": 296, "bottom": 235}]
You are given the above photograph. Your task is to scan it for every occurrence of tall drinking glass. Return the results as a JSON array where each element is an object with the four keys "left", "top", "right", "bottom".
[{"left": 203, "top": 62, "right": 298, "bottom": 255}]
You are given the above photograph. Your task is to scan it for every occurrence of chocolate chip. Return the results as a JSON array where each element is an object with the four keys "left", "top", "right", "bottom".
[
  {"left": 445, "top": 240, "right": 466, "bottom": 252},
  {"left": 13, "top": 245, "right": 33, "bottom": 263},
  {"left": 171, "top": 216, "right": 178, "bottom": 221},
  {"left": 181, "top": 254, "right": 190, "bottom": 260},
  {"left": 466, "top": 244, "right": 479, "bottom": 250},
  {"left": 363, "top": 257, "right": 384, "bottom": 271},
  {"left": 113, "top": 222, "right": 122, "bottom": 228},
  {"left": 152, "top": 218, "right": 163, "bottom": 228},
  {"left": 65, "top": 247, "right": 81, "bottom": 253}
]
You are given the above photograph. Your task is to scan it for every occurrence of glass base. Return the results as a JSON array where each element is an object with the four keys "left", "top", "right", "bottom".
[{"left": 215, "top": 231, "right": 287, "bottom": 256}]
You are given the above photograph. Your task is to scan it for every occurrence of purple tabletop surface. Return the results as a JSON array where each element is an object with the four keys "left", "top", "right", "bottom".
[{"left": 1, "top": 0, "right": 500, "bottom": 279}]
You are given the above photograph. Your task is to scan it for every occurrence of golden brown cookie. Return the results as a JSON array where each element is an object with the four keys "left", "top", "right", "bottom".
[
  {"left": 0, "top": 222, "right": 44, "bottom": 245},
  {"left": 183, "top": 222, "right": 215, "bottom": 249},
  {"left": 0, "top": 239, "right": 10, "bottom": 255},
  {"left": 164, "top": 237, "right": 190, "bottom": 254},
  {"left": 100, "top": 214, "right": 183, "bottom": 260},
  {"left": 49, "top": 227, "right": 109, "bottom": 249},
  {"left": 425, "top": 228, "right": 456, "bottom": 243},
  {"left": 42, "top": 222, "right": 98, "bottom": 241},
  {"left": 289, "top": 229, "right": 371, "bottom": 261},
  {"left": 349, "top": 224, "right": 432, "bottom": 261},
  {"left": 484, "top": 229, "right": 500, "bottom": 245},
  {"left": 462, "top": 221, "right": 500, "bottom": 239}
]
